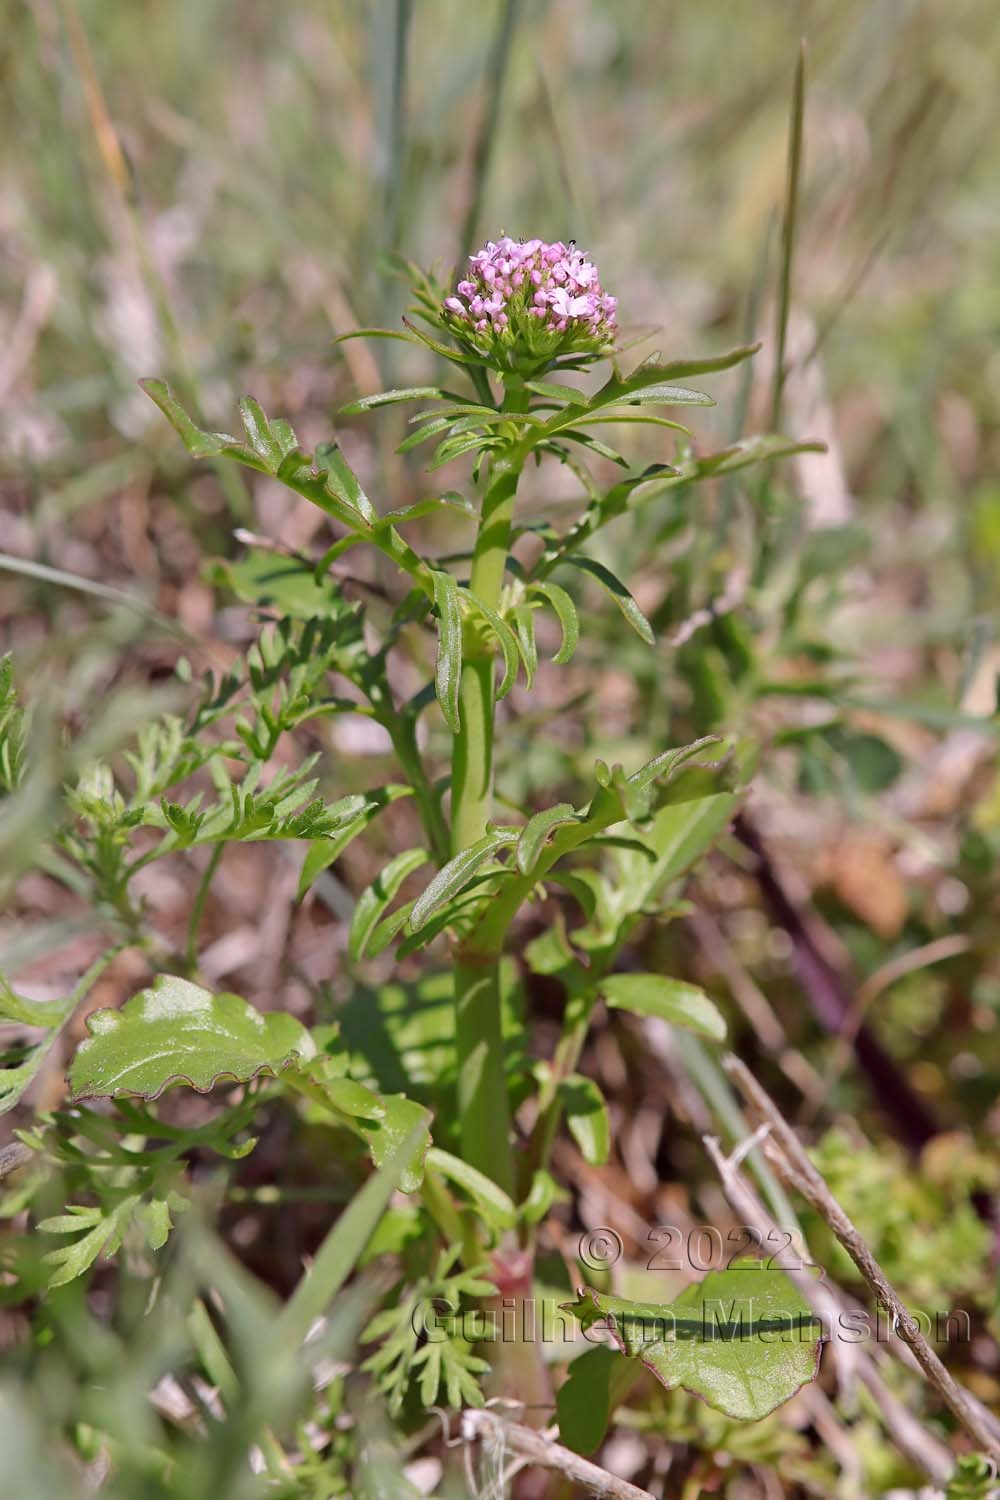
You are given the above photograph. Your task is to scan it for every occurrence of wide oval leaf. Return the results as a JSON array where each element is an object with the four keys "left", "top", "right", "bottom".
[
  {"left": 68, "top": 975, "right": 316, "bottom": 1102},
  {"left": 601, "top": 973, "right": 726, "bottom": 1042},
  {"left": 567, "top": 1262, "right": 822, "bottom": 1422}
]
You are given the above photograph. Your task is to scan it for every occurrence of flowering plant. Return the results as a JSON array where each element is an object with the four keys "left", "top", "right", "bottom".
[{"left": 2, "top": 237, "right": 828, "bottom": 1491}]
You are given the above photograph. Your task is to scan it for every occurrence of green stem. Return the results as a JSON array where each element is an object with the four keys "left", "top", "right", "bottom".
[
  {"left": 384, "top": 709, "right": 450, "bottom": 866},
  {"left": 185, "top": 844, "right": 222, "bottom": 975},
  {"left": 450, "top": 381, "right": 530, "bottom": 1194}
]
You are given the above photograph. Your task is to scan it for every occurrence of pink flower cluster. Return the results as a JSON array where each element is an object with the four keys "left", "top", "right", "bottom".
[{"left": 443, "top": 237, "right": 617, "bottom": 360}]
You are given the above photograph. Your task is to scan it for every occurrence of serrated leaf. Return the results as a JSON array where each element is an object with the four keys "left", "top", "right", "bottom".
[
  {"left": 567, "top": 1262, "right": 822, "bottom": 1422},
  {"left": 601, "top": 974, "right": 725, "bottom": 1042},
  {"left": 516, "top": 803, "right": 578, "bottom": 875},
  {"left": 530, "top": 580, "right": 579, "bottom": 663},
  {"left": 432, "top": 570, "right": 462, "bottom": 733},
  {"left": 560, "top": 1074, "right": 610, "bottom": 1165},
  {"left": 409, "top": 829, "right": 517, "bottom": 932},
  {"left": 68, "top": 975, "right": 316, "bottom": 1102},
  {"left": 349, "top": 848, "right": 431, "bottom": 961},
  {"left": 561, "top": 556, "right": 655, "bottom": 645},
  {"left": 298, "top": 786, "right": 412, "bottom": 899}
]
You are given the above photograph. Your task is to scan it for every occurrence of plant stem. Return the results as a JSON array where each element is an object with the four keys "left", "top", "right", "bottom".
[
  {"left": 450, "top": 382, "right": 529, "bottom": 1194},
  {"left": 185, "top": 844, "right": 222, "bottom": 975},
  {"left": 384, "top": 708, "right": 450, "bottom": 865}
]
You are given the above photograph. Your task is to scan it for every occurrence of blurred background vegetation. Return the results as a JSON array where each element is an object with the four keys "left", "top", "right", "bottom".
[{"left": 3, "top": 1, "right": 1000, "bottom": 1494}]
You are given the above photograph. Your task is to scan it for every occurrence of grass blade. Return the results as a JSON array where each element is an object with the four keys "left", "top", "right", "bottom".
[{"left": 770, "top": 41, "right": 806, "bottom": 430}]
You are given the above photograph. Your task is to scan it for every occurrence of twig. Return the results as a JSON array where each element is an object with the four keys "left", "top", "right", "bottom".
[
  {"left": 460, "top": 1410, "right": 655, "bottom": 1500},
  {"left": 724, "top": 1055, "right": 1000, "bottom": 1467},
  {"left": 701, "top": 1131, "right": 953, "bottom": 1485}
]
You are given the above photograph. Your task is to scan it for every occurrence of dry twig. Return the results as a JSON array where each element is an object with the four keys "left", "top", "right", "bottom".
[
  {"left": 460, "top": 1410, "right": 655, "bottom": 1500},
  {"left": 725, "top": 1055, "right": 1000, "bottom": 1467}
]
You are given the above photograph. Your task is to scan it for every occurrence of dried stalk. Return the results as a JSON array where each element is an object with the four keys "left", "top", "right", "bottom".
[
  {"left": 701, "top": 1131, "right": 953, "bottom": 1485},
  {"left": 460, "top": 1410, "right": 655, "bottom": 1500},
  {"left": 724, "top": 1055, "right": 1000, "bottom": 1467}
]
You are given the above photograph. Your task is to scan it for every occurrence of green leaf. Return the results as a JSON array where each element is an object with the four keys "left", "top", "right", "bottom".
[
  {"left": 298, "top": 786, "right": 412, "bottom": 898},
  {"left": 239, "top": 395, "right": 283, "bottom": 468},
  {"left": 314, "top": 442, "right": 375, "bottom": 523},
  {"left": 516, "top": 803, "right": 578, "bottom": 875},
  {"left": 140, "top": 379, "right": 249, "bottom": 462},
  {"left": 601, "top": 974, "right": 725, "bottom": 1042},
  {"left": 524, "top": 377, "right": 584, "bottom": 403},
  {"left": 1, "top": 954, "right": 114, "bottom": 1115},
  {"left": 357, "top": 1093, "right": 431, "bottom": 1195},
  {"left": 425, "top": 1146, "right": 516, "bottom": 1232},
  {"left": 432, "top": 570, "right": 462, "bottom": 734},
  {"left": 557, "top": 1347, "right": 637, "bottom": 1457},
  {"left": 68, "top": 976, "right": 316, "bottom": 1102},
  {"left": 597, "top": 348, "right": 759, "bottom": 408},
  {"left": 560, "top": 1074, "right": 610, "bottom": 1166},
  {"left": 567, "top": 1262, "right": 822, "bottom": 1422},
  {"left": 512, "top": 604, "right": 538, "bottom": 688},
  {"left": 529, "top": 581, "right": 579, "bottom": 663},
  {"left": 338, "top": 386, "right": 449, "bottom": 416},
  {"left": 214, "top": 548, "right": 349, "bottom": 620},
  {"left": 409, "top": 829, "right": 518, "bottom": 932},
  {"left": 461, "top": 589, "right": 520, "bottom": 699},
  {"left": 349, "top": 849, "right": 431, "bottom": 962},
  {"left": 628, "top": 736, "right": 723, "bottom": 793},
  {"left": 561, "top": 556, "right": 655, "bottom": 645}
]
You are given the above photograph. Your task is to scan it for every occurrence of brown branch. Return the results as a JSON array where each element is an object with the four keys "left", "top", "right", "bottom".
[
  {"left": 460, "top": 1410, "right": 655, "bottom": 1500},
  {"left": 724, "top": 1055, "right": 1000, "bottom": 1466}
]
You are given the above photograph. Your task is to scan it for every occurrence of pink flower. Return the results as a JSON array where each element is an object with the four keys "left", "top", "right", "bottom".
[{"left": 441, "top": 235, "right": 617, "bottom": 366}]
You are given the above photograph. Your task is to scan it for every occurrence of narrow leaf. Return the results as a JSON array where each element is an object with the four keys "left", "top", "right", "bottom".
[
  {"left": 561, "top": 557, "right": 655, "bottom": 645},
  {"left": 314, "top": 442, "right": 375, "bottom": 523},
  {"left": 517, "top": 803, "right": 578, "bottom": 875},
  {"left": 238, "top": 396, "right": 282, "bottom": 468},
  {"left": 338, "top": 386, "right": 448, "bottom": 416},
  {"left": 425, "top": 1146, "right": 516, "bottom": 1231},
  {"left": 432, "top": 569, "right": 462, "bottom": 733},
  {"left": 512, "top": 603, "right": 538, "bottom": 688},
  {"left": 349, "top": 848, "right": 430, "bottom": 961},
  {"left": 529, "top": 581, "right": 579, "bottom": 664},
  {"left": 409, "top": 829, "right": 517, "bottom": 931},
  {"left": 462, "top": 589, "right": 520, "bottom": 698}
]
